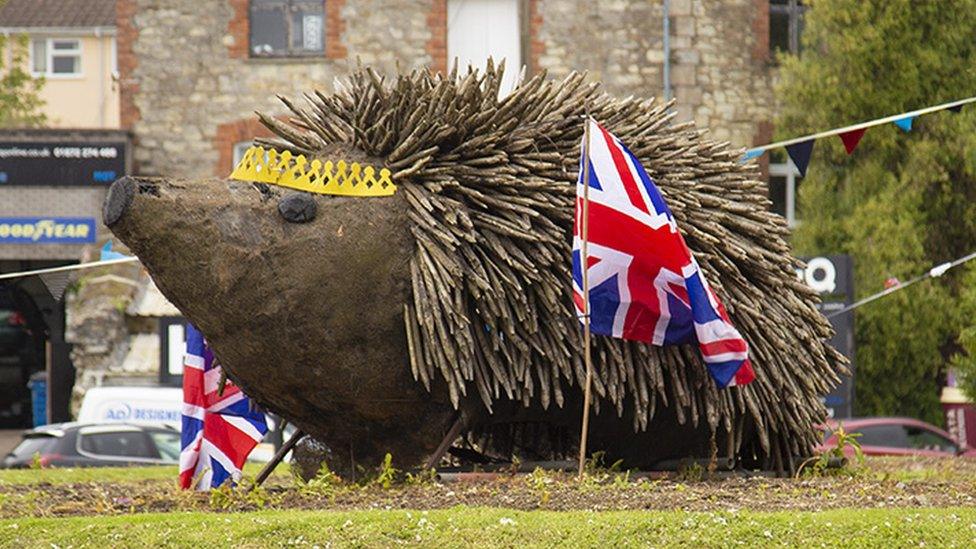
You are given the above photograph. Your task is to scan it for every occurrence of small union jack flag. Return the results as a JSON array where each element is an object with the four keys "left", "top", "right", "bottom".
[
  {"left": 572, "top": 119, "right": 755, "bottom": 388},
  {"left": 179, "top": 324, "right": 268, "bottom": 490}
]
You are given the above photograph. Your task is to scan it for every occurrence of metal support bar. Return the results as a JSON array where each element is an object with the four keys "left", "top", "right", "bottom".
[
  {"left": 423, "top": 415, "right": 465, "bottom": 471},
  {"left": 251, "top": 429, "right": 305, "bottom": 489}
]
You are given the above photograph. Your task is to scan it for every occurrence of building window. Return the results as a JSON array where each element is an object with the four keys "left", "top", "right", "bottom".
[
  {"left": 769, "top": 161, "right": 803, "bottom": 227},
  {"left": 232, "top": 141, "right": 253, "bottom": 167},
  {"left": 250, "top": 0, "right": 325, "bottom": 57},
  {"left": 30, "top": 38, "right": 82, "bottom": 77},
  {"left": 769, "top": 0, "right": 806, "bottom": 56},
  {"left": 447, "top": 0, "right": 522, "bottom": 93}
]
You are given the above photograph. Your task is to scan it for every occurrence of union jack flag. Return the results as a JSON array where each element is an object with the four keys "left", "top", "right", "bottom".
[
  {"left": 572, "top": 119, "right": 755, "bottom": 388},
  {"left": 179, "top": 324, "right": 268, "bottom": 490}
]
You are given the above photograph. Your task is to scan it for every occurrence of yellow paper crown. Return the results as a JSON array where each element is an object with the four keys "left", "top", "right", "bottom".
[{"left": 229, "top": 146, "right": 396, "bottom": 197}]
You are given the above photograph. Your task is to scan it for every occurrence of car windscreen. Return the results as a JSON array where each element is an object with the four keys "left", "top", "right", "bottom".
[
  {"left": 9, "top": 435, "right": 58, "bottom": 459},
  {"left": 79, "top": 430, "right": 158, "bottom": 459}
]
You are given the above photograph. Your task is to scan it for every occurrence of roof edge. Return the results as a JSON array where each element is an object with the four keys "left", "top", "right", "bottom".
[{"left": 0, "top": 26, "right": 116, "bottom": 36}]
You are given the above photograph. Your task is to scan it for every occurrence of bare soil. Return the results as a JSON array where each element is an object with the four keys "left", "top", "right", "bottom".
[{"left": 2, "top": 457, "right": 975, "bottom": 519}]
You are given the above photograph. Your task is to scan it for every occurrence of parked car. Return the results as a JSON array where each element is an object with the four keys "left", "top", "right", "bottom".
[
  {"left": 818, "top": 417, "right": 976, "bottom": 458},
  {"left": 1, "top": 422, "right": 181, "bottom": 468}
]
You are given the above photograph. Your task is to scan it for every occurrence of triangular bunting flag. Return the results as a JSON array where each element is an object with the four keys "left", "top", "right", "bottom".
[
  {"left": 948, "top": 104, "right": 964, "bottom": 113},
  {"left": 38, "top": 272, "right": 72, "bottom": 301},
  {"left": 785, "top": 140, "right": 815, "bottom": 177},
  {"left": 894, "top": 116, "right": 915, "bottom": 132},
  {"left": 740, "top": 148, "right": 764, "bottom": 163},
  {"left": 100, "top": 240, "right": 130, "bottom": 261},
  {"left": 838, "top": 128, "right": 867, "bottom": 155}
]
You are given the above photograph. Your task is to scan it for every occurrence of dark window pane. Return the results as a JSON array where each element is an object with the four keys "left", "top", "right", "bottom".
[
  {"left": 251, "top": 0, "right": 325, "bottom": 57},
  {"left": 51, "top": 55, "right": 79, "bottom": 74},
  {"left": 769, "top": 11, "right": 791, "bottom": 55},
  {"left": 855, "top": 424, "right": 910, "bottom": 448},
  {"left": 251, "top": 3, "right": 288, "bottom": 56},
  {"left": 768, "top": 175, "right": 787, "bottom": 217},
  {"left": 80, "top": 431, "right": 156, "bottom": 458},
  {"left": 52, "top": 40, "right": 78, "bottom": 51},
  {"left": 905, "top": 427, "right": 957, "bottom": 453}
]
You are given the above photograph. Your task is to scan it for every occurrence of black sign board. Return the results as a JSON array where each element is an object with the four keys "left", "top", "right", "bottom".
[
  {"left": 799, "top": 255, "right": 855, "bottom": 419},
  {"left": 159, "top": 316, "right": 187, "bottom": 387},
  {"left": 0, "top": 141, "right": 127, "bottom": 186}
]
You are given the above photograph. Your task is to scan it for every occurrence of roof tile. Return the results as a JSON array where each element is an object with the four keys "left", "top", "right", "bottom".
[{"left": 0, "top": 0, "right": 115, "bottom": 29}]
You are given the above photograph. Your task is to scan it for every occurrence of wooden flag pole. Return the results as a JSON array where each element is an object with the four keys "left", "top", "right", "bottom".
[{"left": 577, "top": 117, "right": 595, "bottom": 480}]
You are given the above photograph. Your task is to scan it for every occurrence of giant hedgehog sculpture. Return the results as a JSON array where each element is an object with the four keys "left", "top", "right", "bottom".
[{"left": 105, "top": 63, "right": 846, "bottom": 476}]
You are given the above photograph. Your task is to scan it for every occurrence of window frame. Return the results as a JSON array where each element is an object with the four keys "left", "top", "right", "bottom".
[
  {"left": 768, "top": 160, "right": 802, "bottom": 228},
  {"left": 248, "top": 0, "right": 327, "bottom": 59},
  {"left": 769, "top": 0, "right": 807, "bottom": 57},
  {"left": 29, "top": 37, "right": 84, "bottom": 79}
]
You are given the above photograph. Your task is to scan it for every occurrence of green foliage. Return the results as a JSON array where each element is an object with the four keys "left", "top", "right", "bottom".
[
  {"left": 297, "top": 462, "right": 344, "bottom": 498},
  {"left": 0, "top": 33, "right": 46, "bottom": 127},
  {"left": 526, "top": 467, "right": 553, "bottom": 505},
  {"left": 373, "top": 453, "right": 398, "bottom": 490},
  {"left": 801, "top": 423, "right": 864, "bottom": 477},
  {"left": 775, "top": 0, "right": 976, "bottom": 423},
  {"left": 405, "top": 467, "right": 438, "bottom": 486}
]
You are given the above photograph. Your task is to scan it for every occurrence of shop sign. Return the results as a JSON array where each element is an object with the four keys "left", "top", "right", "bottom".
[
  {"left": 798, "top": 255, "right": 855, "bottom": 419},
  {"left": 0, "top": 141, "right": 126, "bottom": 186},
  {"left": 0, "top": 217, "right": 96, "bottom": 244}
]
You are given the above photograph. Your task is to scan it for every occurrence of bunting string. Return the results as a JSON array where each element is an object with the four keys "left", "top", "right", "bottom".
[
  {"left": 742, "top": 95, "right": 976, "bottom": 176},
  {"left": 827, "top": 250, "right": 976, "bottom": 319}
]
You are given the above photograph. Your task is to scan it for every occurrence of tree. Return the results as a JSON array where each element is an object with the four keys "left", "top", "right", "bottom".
[
  {"left": 0, "top": 33, "right": 46, "bottom": 127},
  {"left": 775, "top": 0, "right": 976, "bottom": 425}
]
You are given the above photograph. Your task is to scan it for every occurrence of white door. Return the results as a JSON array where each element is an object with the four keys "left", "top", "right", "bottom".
[{"left": 447, "top": 0, "right": 522, "bottom": 93}]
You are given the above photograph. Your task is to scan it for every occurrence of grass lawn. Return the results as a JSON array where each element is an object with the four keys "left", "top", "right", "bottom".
[{"left": 2, "top": 506, "right": 975, "bottom": 547}]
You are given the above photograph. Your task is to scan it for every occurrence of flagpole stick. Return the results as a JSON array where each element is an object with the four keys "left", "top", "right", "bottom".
[
  {"left": 250, "top": 429, "right": 305, "bottom": 490},
  {"left": 577, "top": 117, "right": 595, "bottom": 480}
]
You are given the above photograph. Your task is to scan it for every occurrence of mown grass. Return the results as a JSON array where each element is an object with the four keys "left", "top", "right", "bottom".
[
  {"left": 2, "top": 506, "right": 975, "bottom": 548},
  {"left": 0, "top": 462, "right": 283, "bottom": 486}
]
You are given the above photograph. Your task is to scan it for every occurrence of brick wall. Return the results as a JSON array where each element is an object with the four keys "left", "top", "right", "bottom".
[
  {"left": 116, "top": 0, "right": 140, "bottom": 130},
  {"left": 227, "top": 0, "right": 249, "bottom": 59},
  {"left": 326, "top": 0, "right": 348, "bottom": 59},
  {"left": 426, "top": 0, "right": 447, "bottom": 74},
  {"left": 214, "top": 118, "right": 274, "bottom": 176}
]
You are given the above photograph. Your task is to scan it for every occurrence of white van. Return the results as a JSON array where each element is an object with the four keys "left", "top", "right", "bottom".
[
  {"left": 76, "top": 386, "right": 290, "bottom": 462},
  {"left": 77, "top": 386, "right": 182, "bottom": 430}
]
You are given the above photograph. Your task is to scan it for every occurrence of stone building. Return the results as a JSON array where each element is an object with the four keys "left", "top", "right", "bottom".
[{"left": 117, "top": 1, "right": 801, "bottom": 181}]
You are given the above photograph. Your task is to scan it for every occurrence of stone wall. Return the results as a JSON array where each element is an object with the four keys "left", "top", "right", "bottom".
[
  {"left": 118, "top": 0, "right": 432, "bottom": 178},
  {"left": 536, "top": 0, "right": 774, "bottom": 148},
  {"left": 119, "top": 0, "right": 776, "bottom": 178}
]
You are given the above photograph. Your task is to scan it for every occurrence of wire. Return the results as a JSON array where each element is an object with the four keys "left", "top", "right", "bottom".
[
  {"left": 827, "top": 250, "right": 976, "bottom": 319},
  {"left": 0, "top": 257, "right": 139, "bottom": 281}
]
